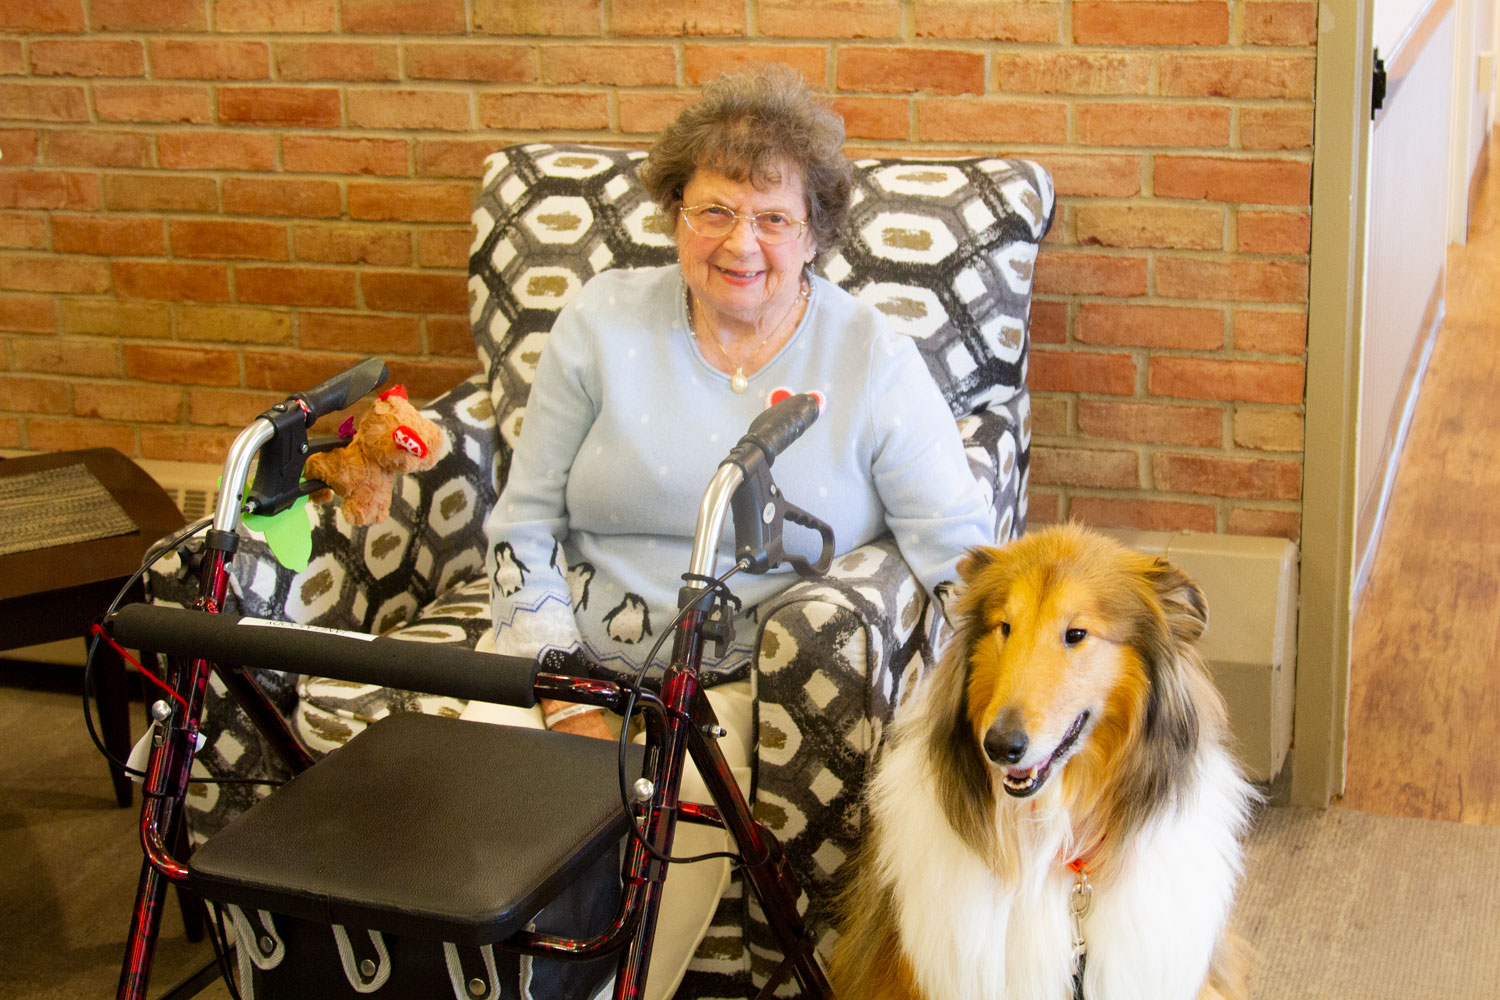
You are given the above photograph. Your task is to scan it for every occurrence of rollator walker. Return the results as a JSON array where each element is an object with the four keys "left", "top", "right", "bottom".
[{"left": 105, "top": 358, "right": 837, "bottom": 1000}]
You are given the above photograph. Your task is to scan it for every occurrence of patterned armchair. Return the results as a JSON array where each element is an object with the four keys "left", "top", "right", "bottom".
[{"left": 148, "top": 143, "right": 1052, "bottom": 998}]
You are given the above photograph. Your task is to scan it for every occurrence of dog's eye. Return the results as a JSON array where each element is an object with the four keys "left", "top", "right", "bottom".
[
  {"left": 1064, "top": 628, "right": 1087, "bottom": 647},
  {"left": 999, "top": 622, "right": 1011, "bottom": 638}
]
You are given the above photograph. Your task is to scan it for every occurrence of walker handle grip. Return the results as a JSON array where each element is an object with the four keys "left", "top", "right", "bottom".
[
  {"left": 294, "top": 358, "right": 389, "bottom": 425},
  {"left": 737, "top": 393, "right": 820, "bottom": 466}
]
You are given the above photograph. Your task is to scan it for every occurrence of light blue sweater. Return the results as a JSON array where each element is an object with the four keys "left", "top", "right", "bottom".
[{"left": 484, "top": 265, "right": 993, "bottom": 683}]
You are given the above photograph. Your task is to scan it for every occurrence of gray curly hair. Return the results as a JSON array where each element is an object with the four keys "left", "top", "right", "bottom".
[{"left": 639, "top": 65, "right": 854, "bottom": 253}]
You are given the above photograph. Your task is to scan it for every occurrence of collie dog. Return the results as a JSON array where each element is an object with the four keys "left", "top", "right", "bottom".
[{"left": 831, "top": 525, "right": 1255, "bottom": 1000}]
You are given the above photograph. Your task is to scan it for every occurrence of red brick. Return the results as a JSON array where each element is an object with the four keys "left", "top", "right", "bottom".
[
  {"left": 543, "top": 44, "right": 675, "bottom": 86},
  {"left": 1073, "top": 2, "right": 1228, "bottom": 44},
  {"left": 992, "top": 51, "right": 1152, "bottom": 95},
  {"left": 149, "top": 39, "right": 269, "bottom": 80},
  {"left": 472, "top": 0, "right": 601, "bottom": 35},
  {"left": 1233, "top": 309, "right": 1306, "bottom": 355},
  {"left": 0, "top": 215, "right": 49, "bottom": 250},
  {"left": 386, "top": 357, "right": 479, "bottom": 399},
  {"left": 31, "top": 40, "right": 145, "bottom": 77},
  {"left": 1227, "top": 505, "right": 1300, "bottom": 541},
  {"left": 828, "top": 97, "right": 909, "bottom": 141},
  {"left": 838, "top": 47, "right": 984, "bottom": 95},
  {"left": 123, "top": 347, "right": 240, "bottom": 386},
  {"left": 913, "top": 0, "right": 1061, "bottom": 42},
  {"left": 1028, "top": 490, "right": 1061, "bottom": 524},
  {"left": 170, "top": 219, "right": 289, "bottom": 260},
  {"left": 44, "top": 129, "right": 152, "bottom": 167},
  {"left": 0, "top": 254, "right": 110, "bottom": 294},
  {"left": 1156, "top": 256, "right": 1308, "bottom": 303},
  {"left": 236, "top": 266, "right": 357, "bottom": 308},
  {"left": 219, "top": 86, "right": 341, "bottom": 128},
  {"left": 73, "top": 382, "right": 183, "bottom": 422},
  {"left": 348, "top": 89, "right": 470, "bottom": 131},
  {"left": 1069, "top": 496, "right": 1218, "bottom": 533},
  {"left": 415, "top": 139, "right": 497, "bottom": 178},
  {"left": 1244, "top": 2, "right": 1317, "bottom": 45},
  {"left": 186, "top": 387, "right": 286, "bottom": 426},
  {"left": 242, "top": 349, "right": 365, "bottom": 392},
  {"left": 293, "top": 224, "right": 411, "bottom": 265},
  {"left": 0, "top": 41, "right": 24, "bottom": 74},
  {"left": 0, "top": 375, "right": 70, "bottom": 414},
  {"left": 0, "top": 293, "right": 57, "bottom": 333},
  {"left": 1029, "top": 349, "right": 1137, "bottom": 394},
  {"left": 1, "top": 0, "right": 86, "bottom": 33},
  {"left": 477, "top": 92, "right": 610, "bottom": 131},
  {"left": 618, "top": 92, "right": 698, "bottom": 134},
  {"left": 223, "top": 177, "right": 341, "bottom": 218},
  {"left": 176, "top": 304, "right": 292, "bottom": 344},
  {"left": 0, "top": 171, "right": 100, "bottom": 210},
  {"left": 114, "top": 261, "right": 230, "bottom": 302},
  {"left": 105, "top": 174, "right": 218, "bottom": 213},
  {"left": 1029, "top": 298, "right": 1068, "bottom": 344},
  {"left": 1077, "top": 103, "right": 1231, "bottom": 147},
  {"left": 1152, "top": 452, "right": 1300, "bottom": 500},
  {"left": 426, "top": 315, "right": 473, "bottom": 357},
  {"left": 416, "top": 229, "right": 472, "bottom": 268},
  {"left": 1233, "top": 406, "right": 1302, "bottom": 451},
  {"left": 348, "top": 181, "right": 474, "bottom": 223},
  {"left": 1237, "top": 210, "right": 1310, "bottom": 254},
  {"left": 139, "top": 426, "right": 241, "bottom": 463},
  {"left": 1029, "top": 396, "right": 1069, "bottom": 436},
  {"left": 343, "top": 0, "right": 465, "bottom": 32},
  {"left": 762, "top": 0, "right": 900, "bottom": 37},
  {"left": 282, "top": 135, "right": 408, "bottom": 176},
  {"left": 59, "top": 299, "right": 171, "bottom": 338},
  {"left": 273, "top": 41, "right": 400, "bottom": 81},
  {"left": 0, "top": 83, "right": 89, "bottom": 122},
  {"left": 1078, "top": 400, "right": 1222, "bottom": 446},
  {"left": 28, "top": 418, "right": 136, "bottom": 454},
  {"left": 214, "top": 0, "right": 337, "bottom": 32},
  {"left": 1034, "top": 251, "right": 1148, "bottom": 297},
  {"left": 1148, "top": 356, "right": 1304, "bottom": 403},
  {"left": 1038, "top": 154, "right": 1142, "bottom": 197},
  {"left": 1031, "top": 445, "right": 1139, "bottom": 488},
  {"left": 1075, "top": 302, "right": 1224, "bottom": 349},
  {"left": 611, "top": 0, "right": 744, "bottom": 35},
  {"left": 1076, "top": 203, "right": 1223, "bottom": 250},
  {"left": 299, "top": 312, "right": 421, "bottom": 353},
  {"left": 1241, "top": 107, "right": 1313, "bottom": 151},
  {"left": 12, "top": 335, "right": 120, "bottom": 375},
  {"left": 95, "top": 83, "right": 213, "bottom": 124},
  {"left": 1160, "top": 54, "right": 1315, "bottom": 100},
  {"left": 52, "top": 215, "right": 166, "bottom": 255},
  {"left": 917, "top": 98, "right": 1068, "bottom": 144},
  {"left": 684, "top": 45, "right": 826, "bottom": 85},
  {"left": 90, "top": 0, "right": 206, "bottom": 30},
  {"left": 158, "top": 131, "right": 277, "bottom": 170},
  {"left": 1155, "top": 156, "right": 1311, "bottom": 206},
  {"left": 406, "top": 43, "right": 535, "bottom": 82},
  {"left": 361, "top": 270, "right": 467, "bottom": 313}
]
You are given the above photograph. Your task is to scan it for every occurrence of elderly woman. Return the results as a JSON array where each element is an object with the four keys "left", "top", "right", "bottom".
[{"left": 481, "top": 66, "right": 992, "bottom": 996}]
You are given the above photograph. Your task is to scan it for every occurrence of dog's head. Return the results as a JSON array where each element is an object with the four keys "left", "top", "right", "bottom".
[{"left": 930, "top": 524, "right": 1214, "bottom": 853}]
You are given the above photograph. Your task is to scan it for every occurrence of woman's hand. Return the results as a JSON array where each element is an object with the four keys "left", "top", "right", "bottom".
[{"left": 541, "top": 698, "right": 614, "bottom": 741}]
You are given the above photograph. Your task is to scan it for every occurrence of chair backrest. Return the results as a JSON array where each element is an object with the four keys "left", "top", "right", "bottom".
[{"left": 468, "top": 143, "right": 1054, "bottom": 455}]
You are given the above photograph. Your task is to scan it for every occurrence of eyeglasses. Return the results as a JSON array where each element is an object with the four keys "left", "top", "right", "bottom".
[{"left": 679, "top": 203, "right": 809, "bottom": 245}]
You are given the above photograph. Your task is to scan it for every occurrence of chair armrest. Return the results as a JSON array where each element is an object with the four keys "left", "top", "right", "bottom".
[{"left": 959, "top": 396, "right": 1029, "bottom": 544}]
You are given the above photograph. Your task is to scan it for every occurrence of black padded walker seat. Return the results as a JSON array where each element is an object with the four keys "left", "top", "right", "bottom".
[{"left": 189, "top": 712, "right": 644, "bottom": 947}]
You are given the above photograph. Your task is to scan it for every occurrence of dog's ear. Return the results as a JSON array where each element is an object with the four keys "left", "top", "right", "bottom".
[
  {"left": 1145, "top": 559, "right": 1208, "bottom": 644},
  {"left": 956, "top": 545, "right": 1000, "bottom": 581}
]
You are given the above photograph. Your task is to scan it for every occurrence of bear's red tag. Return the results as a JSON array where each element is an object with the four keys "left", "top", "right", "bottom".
[{"left": 392, "top": 424, "right": 428, "bottom": 458}]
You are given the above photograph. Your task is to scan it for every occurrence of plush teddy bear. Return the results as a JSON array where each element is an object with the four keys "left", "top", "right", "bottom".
[{"left": 303, "top": 385, "right": 444, "bottom": 526}]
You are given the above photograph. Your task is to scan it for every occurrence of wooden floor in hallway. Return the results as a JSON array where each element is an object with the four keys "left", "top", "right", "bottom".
[{"left": 1340, "top": 138, "right": 1500, "bottom": 826}]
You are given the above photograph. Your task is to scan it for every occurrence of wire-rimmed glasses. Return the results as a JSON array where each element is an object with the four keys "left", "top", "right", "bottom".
[{"left": 679, "top": 203, "right": 809, "bottom": 245}]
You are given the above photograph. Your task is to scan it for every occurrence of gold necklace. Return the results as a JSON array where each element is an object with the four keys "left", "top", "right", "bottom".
[{"left": 689, "top": 276, "right": 810, "bottom": 394}]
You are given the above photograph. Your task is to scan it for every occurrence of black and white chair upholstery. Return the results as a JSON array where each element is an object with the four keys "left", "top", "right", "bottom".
[{"left": 147, "top": 143, "right": 1053, "bottom": 999}]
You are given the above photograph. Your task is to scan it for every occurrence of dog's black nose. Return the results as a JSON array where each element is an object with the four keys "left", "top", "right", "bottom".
[{"left": 984, "top": 727, "right": 1028, "bottom": 765}]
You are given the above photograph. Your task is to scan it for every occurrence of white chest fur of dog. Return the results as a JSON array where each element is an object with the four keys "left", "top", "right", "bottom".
[{"left": 830, "top": 526, "right": 1255, "bottom": 1000}]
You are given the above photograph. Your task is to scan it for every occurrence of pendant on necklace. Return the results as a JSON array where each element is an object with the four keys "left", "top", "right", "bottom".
[{"left": 730, "top": 369, "right": 749, "bottom": 393}]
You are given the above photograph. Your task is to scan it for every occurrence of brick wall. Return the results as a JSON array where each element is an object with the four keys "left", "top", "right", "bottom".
[{"left": 0, "top": 0, "right": 1315, "bottom": 539}]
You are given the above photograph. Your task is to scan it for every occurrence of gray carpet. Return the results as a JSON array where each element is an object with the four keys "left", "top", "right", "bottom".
[{"left": 4, "top": 663, "right": 1498, "bottom": 999}]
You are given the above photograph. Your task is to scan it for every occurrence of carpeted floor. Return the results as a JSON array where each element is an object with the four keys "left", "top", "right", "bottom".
[{"left": 5, "top": 662, "right": 1499, "bottom": 1000}]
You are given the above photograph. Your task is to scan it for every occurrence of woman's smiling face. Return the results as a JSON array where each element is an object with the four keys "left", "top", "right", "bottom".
[{"left": 675, "top": 163, "right": 817, "bottom": 332}]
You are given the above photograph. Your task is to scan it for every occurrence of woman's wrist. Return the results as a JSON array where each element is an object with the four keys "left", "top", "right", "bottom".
[{"left": 543, "top": 702, "right": 605, "bottom": 729}]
